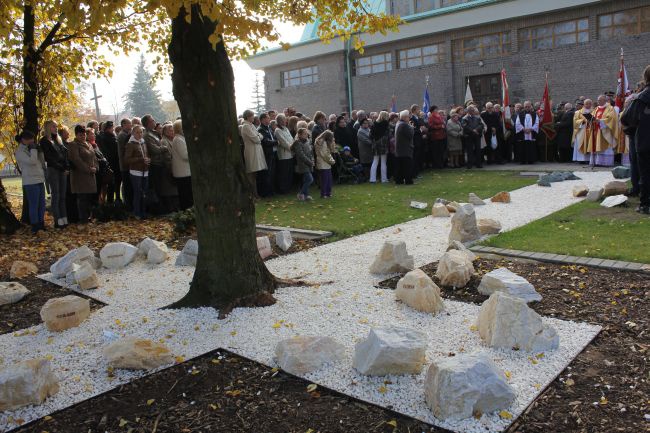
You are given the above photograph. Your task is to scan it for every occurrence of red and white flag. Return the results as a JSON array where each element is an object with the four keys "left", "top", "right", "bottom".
[
  {"left": 615, "top": 48, "right": 629, "bottom": 111},
  {"left": 540, "top": 73, "right": 556, "bottom": 140},
  {"left": 501, "top": 69, "right": 511, "bottom": 131}
]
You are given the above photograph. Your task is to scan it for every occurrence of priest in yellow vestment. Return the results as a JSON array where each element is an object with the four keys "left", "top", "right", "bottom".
[
  {"left": 572, "top": 99, "right": 594, "bottom": 162},
  {"left": 591, "top": 95, "right": 619, "bottom": 166}
]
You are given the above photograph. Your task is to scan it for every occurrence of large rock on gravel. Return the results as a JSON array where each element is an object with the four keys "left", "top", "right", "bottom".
[
  {"left": 257, "top": 236, "right": 273, "bottom": 259},
  {"left": 491, "top": 191, "right": 511, "bottom": 203},
  {"left": 40, "top": 295, "right": 91, "bottom": 332},
  {"left": 431, "top": 203, "right": 451, "bottom": 218},
  {"left": 446, "top": 201, "right": 460, "bottom": 213},
  {"left": 448, "top": 203, "right": 481, "bottom": 243},
  {"left": 424, "top": 352, "right": 515, "bottom": 421},
  {"left": 137, "top": 238, "right": 169, "bottom": 264},
  {"left": 601, "top": 194, "right": 628, "bottom": 208},
  {"left": 176, "top": 239, "right": 198, "bottom": 266},
  {"left": 50, "top": 246, "right": 97, "bottom": 278},
  {"left": 395, "top": 269, "right": 445, "bottom": 314},
  {"left": 477, "top": 292, "right": 559, "bottom": 352},
  {"left": 446, "top": 240, "right": 477, "bottom": 262},
  {"left": 572, "top": 185, "right": 589, "bottom": 197},
  {"left": 369, "top": 241, "right": 414, "bottom": 274},
  {"left": 0, "top": 282, "right": 30, "bottom": 305},
  {"left": 275, "top": 336, "right": 345, "bottom": 375},
  {"left": 104, "top": 337, "right": 174, "bottom": 370},
  {"left": 585, "top": 188, "right": 604, "bottom": 202},
  {"left": 468, "top": 193, "right": 485, "bottom": 206},
  {"left": 477, "top": 268, "right": 541, "bottom": 302},
  {"left": 436, "top": 250, "right": 475, "bottom": 288},
  {"left": 275, "top": 230, "right": 293, "bottom": 252},
  {"left": 353, "top": 327, "right": 427, "bottom": 376},
  {"left": 477, "top": 218, "right": 502, "bottom": 235},
  {"left": 612, "top": 166, "right": 631, "bottom": 179},
  {"left": 100, "top": 242, "right": 138, "bottom": 269},
  {"left": 9, "top": 261, "right": 38, "bottom": 279},
  {"left": 0, "top": 359, "right": 59, "bottom": 411},
  {"left": 602, "top": 180, "right": 628, "bottom": 197},
  {"left": 72, "top": 262, "right": 99, "bottom": 290}
]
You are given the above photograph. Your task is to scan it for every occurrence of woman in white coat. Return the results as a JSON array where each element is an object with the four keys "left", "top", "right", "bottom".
[
  {"left": 170, "top": 120, "right": 193, "bottom": 210},
  {"left": 240, "top": 109, "right": 267, "bottom": 197}
]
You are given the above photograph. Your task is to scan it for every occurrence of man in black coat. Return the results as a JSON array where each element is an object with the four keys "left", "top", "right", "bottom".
[
  {"left": 514, "top": 101, "right": 539, "bottom": 164},
  {"left": 480, "top": 102, "right": 503, "bottom": 164},
  {"left": 97, "top": 121, "right": 121, "bottom": 203},
  {"left": 622, "top": 65, "right": 650, "bottom": 214},
  {"left": 555, "top": 103, "right": 575, "bottom": 162},
  {"left": 258, "top": 112, "right": 278, "bottom": 197},
  {"left": 462, "top": 106, "right": 485, "bottom": 169}
]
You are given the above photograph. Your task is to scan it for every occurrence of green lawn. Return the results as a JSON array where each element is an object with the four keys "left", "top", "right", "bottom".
[
  {"left": 482, "top": 200, "right": 650, "bottom": 263},
  {"left": 257, "top": 170, "right": 533, "bottom": 241},
  {"left": 1, "top": 177, "right": 22, "bottom": 195}
]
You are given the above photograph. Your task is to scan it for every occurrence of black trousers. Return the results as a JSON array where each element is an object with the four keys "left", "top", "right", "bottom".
[
  {"left": 276, "top": 158, "right": 293, "bottom": 194},
  {"left": 106, "top": 169, "right": 122, "bottom": 203},
  {"left": 431, "top": 139, "right": 445, "bottom": 169},
  {"left": 638, "top": 150, "right": 650, "bottom": 207},
  {"left": 76, "top": 193, "right": 94, "bottom": 223},
  {"left": 520, "top": 140, "right": 537, "bottom": 164},
  {"left": 465, "top": 136, "right": 483, "bottom": 168},
  {"left": 259, "top": 151, "right": 277, "bottom": 197},
  {"left": 558, "top": 147, "right": 573, "bottom": 163},
  {"left": 629, "top": 136, "right": 640, "bottom": 194},
  {"left": 394, "top": 156, "right": 413, "bottom": 185},
  {"left": 175, "top": 176, "right": 193, "bottom": 210},
  {"left": 121, "top": 170, "right": 133, "bottom": 210}
]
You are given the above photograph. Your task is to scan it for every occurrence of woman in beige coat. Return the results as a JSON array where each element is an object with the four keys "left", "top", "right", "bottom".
[
  {"left": 314, "top": 130, "right": 336, "bottom": 198},
  {"left": 240, "top": 109, "right": 266, "bottom": 197}
]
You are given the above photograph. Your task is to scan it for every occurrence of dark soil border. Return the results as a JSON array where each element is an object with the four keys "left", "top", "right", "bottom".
[{"left": 13, "top": 348, "right": 443, "bottom": 433}]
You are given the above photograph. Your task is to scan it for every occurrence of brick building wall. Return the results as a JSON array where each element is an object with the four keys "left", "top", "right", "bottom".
[{"left": 262, "top": 0, "right": 650, "bottom": 115}]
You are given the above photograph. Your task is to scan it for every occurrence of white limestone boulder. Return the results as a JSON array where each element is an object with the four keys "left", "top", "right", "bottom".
[
  {"left": 424, "top": 352, "right": 515, "bottom": 420},
  {"left": 448, "top": 203, "right": 481, "bottom": 243},
  {"left": 585, "top": 188, "right": 604, "bottom": 202},
  {"left": 138, "top": 237, "right": 170, "bottom": 264},
  {"left": 40, "top": 295, "right": 91, "bottom": 332},
  {"left": 478, "top": 268, "right": 541, "bottom": 302},
  {"left": 275, "top": 230, "right": 293, "bottom": 252},
  {"left": 275, "top": 336, "right": 345, "bottom": 375},
  {"left": 0, "top": 282, "right": 30, "bottom": 305},
  {"left": 395, "top": 269, "right": 444, "bottom": 314},
  {"left": 176, "top": 239, "right": 198, "bottom": 266},
  {"left": 369, "top": 241, "right": 414, "bottom": 274},
  {"left": 9, "top": 261, "right": 38, "bottom": 279},
  {"left": 353, "top": 327, "right": 427, "bottom": 376},
  {"left": 0, "top": 359, "right": 59, "bottom": 411},
  {"left": 100, "top": 242, "right": 138, "bottom": 269},
  {"left": 50, "top": 245, "right": 96, "bottom": 278},
  {"left": 435, "top": 250, "right": 475, "bottom": 288},
  {"left": 72, "top": 261, "right": 99, "bottom": 290},
  {"left": 477, "top": 218, "right": 502, "bottom": 235},
  {"left": 468, "top": 193, "right": 485, "bottom": 206},
  {"left": 104, "top": 337, "right": 174, "bottom": 370},
  {"left": 431, "top": 203, "right": 451, "bottom": 218},
  {"left": 446, "top": 240, "right": 477, "bottom": 262},
  {"left": 601, "top": 194, "right": 628, "bottom": 208},
  {"left": 477, "top": 292, "right": 559, "bottom": 352},
  {"left": 446, "top": 201, "right": 460, "bottom": 213},
  {"left": 257, "top": 236, "right": 273, "bottom": 259},
  {"left": 572, "top": 185, "right": 589, "bottom": 197}
]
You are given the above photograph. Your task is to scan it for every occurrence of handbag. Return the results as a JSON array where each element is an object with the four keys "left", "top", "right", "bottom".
[{"left": 490, "top": 133, "right": 498, "bottom": 150}]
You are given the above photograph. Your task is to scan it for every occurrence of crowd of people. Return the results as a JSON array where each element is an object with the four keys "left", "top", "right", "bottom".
[
  {"left": 15, "top": 115, "right": 191, "bottom": 233},
  {"left": 13, "top": 65, "right": 650, "bottom": 233}
]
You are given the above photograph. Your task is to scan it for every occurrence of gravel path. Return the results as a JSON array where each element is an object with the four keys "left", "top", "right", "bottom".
[{"left": 1, "top": 171, "right": 611, "bottom": 433}]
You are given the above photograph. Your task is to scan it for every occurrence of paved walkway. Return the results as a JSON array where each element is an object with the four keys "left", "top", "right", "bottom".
[{"left": 480, "top": 162, "right": 612, "bottom": 172}]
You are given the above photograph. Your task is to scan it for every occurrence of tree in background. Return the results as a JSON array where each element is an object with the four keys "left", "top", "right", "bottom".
[
  {"left": 251, "top": 72, "right": 267, "bottom": 115},
  {"left": 124, "top": 55, "right": 167, "bottom": 121}
]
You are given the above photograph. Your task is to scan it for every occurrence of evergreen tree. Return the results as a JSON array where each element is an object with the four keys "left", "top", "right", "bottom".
[
  {"left": 124, "top": 55, "right": 166, "bottom": 121},
  {"left": 251, "top": 72, "right": 267, "bottom": 114}
]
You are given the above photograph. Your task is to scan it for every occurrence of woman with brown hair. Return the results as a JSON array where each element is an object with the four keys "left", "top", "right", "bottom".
[{"left": 68, "top": 125, "right": 98, "bottom": 223}]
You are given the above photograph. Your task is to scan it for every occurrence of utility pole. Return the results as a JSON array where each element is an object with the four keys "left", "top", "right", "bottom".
[{"left": 91, "top": 83, "right": 102, "bottom": 120}]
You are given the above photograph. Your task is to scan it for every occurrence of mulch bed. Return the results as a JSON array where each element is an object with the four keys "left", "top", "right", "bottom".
[
  {"left": 379, "top": 256, "right": 649, "bottom": 433},
  {"left": 0, "top": 276, "right": 104, "bottom": 336},
  {"left": 15, "top": 348, "right": 439, "bottom": 433}
]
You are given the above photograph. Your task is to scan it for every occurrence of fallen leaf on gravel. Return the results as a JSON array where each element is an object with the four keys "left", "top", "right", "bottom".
[
  {"left": 378, "top": 385, "right": 388, "bottom": 394},
  {"left": 119, "top": 418, "right": 128, "bottom": 427},
  {"left": 306, "top": 384, "right": 318, "bottom": 393},
  {"left": 565, "top": 378, "right": 575, "bottom": 386},
  {"left": 146, "top": 399, "right": 155, "bottom": 406},
  {"left": 386, "top": 419, "right": 397, "bottom": 427},
  {"left": 499, "top": 410, "right": 513, "bottom": 419}
]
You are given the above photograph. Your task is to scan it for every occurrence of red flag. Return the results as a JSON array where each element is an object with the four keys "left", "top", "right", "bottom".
[
  {"left": 615, "top": 48, "right": 629, "bottom": 110},
  {"left": 501, "top": 69, "right": 511, "bottom": 131},
  {"left": 540, "top": 73, "right": 556, "bottom": 140}
]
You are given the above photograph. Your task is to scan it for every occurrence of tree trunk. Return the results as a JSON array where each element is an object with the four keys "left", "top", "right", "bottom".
[
  {"left": 167, "top": 5, "right": 277, "bottom": 314},
  {"left": 22, "top": 4, "right": 39, "bottom": 134},
  {"left": 0, "top": 178, "right": 22, "bottom": 235}
]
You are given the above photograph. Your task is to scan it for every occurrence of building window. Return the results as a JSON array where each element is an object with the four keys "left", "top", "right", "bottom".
[
  {"left": 356, "top": 53, "right": 393, "bottom": 75},
  {"left": 441, "top": 0, "right": 472, "bottom": 7},
  {"left": 598, "top": 6, "right": 650, "bottom": 40},
  {"left": 453, "top": 32, "right": 511, "bottom": 61},
  {"left": 519, "top": 18, "right": 589, "bottom": 50},
  {"left": 282, "top": 66, "right": 319, "bottom": 88},
  {"left": 390, "top": 0, "right": 412, "bottom": 16},
  {"left": 398, "top": 43, "right": 445, "bottom": 68},
  {"left": 414, "top": 0, "right": 436, "bottom": 14}
]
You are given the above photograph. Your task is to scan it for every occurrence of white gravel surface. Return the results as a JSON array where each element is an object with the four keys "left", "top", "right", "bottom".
[{"left": 0, "top": 171, "right": 611, "bottom": 432}]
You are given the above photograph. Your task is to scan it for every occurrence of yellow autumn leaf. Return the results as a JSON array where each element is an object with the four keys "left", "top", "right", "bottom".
[
  {"left": 469, "top": 325, "right": 478, "bottom": 331},
  {"left": 175, "top": 356, "right": 185, "bottom": 363},
  {"left": 272, "top": 322, "right": 282, "bottom": 329},
  {"left": 499, "top": 410, "right": 513, "bottom": 419},
  {"left": 146, "top": 399, "right": 155, "bottom": 406},
  {"left": 230, "top": 331, "right": 237, "bottom": 336},
  {"left": 119, "top": 418, "right": 128, "bottom": 427},
  {"left": 504, "top": 371, "right": 512, "bottom": 379},
  {"left": 306, "top": 383, "right": 318, "bottom": 393},
  {"left": 378, "top": 385, "right": 388, "bottom": 394},
  {"left": 386, "top": 419, "right": 397, "bottom": 427}
]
